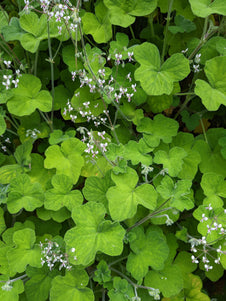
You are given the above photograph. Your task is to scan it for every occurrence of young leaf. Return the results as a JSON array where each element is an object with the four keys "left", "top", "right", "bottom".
[
  {"left": 106, "top": 167, "right": 157, "bottom": 221},
  {"left": 137, "top": 114, "right": 179, "bottom": 148},
  {"left": 7, "top": 228, "right": 42, "bottom": 274},
  {"left": 134, "top": 42, "right": 190, "bottom": 95},
  {"left": 44, "top": 174, "right": 83, "bottom": 211},
  {"left": 168, "top": 15, "right": 196, "bottom": 34},
  {"left": 126, "top": 226, "right": 169, "bottom": 280},
  {"left": 195, "top": 56, "right": 226, "bottom": 111},
  {"left": 49, "top": 130, "right": 76, "bottom": 145},
  {"left": 93, "top": 260, "right": 112, "bottom": 284},
  {"left": 7, "top": 174, "right": 44, "bottom": 214},
  {"left": 104, "top": 0, "right": 158, "bottom": 27},
  {"left": 64, "top": 202, "right": 125, "bottom": 266},
  {"left": 7, "top": 74, "right": 52, "bottom": 116},
  {"left": 108, "top": 277, "right": 134, "bottom": 301},
  {"left": 189, "top": 0, "right": 226, "bottom": 18},
  {"left": 50, "top": 268, "right": 94, "bottom": 301},
  {"left": 44, "top": 138, "right": 86, "bottom": 184},
  {"left": 82, "top": 0, "right": 112, "bottom": 43}
]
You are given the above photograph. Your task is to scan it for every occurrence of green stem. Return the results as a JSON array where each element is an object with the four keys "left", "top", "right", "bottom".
[
  {"left": 126, "top": 199, "right": 171, "bottom": 232},
  {"left": 174, "top": 92, "right": 195, "bottom": 96},
  {"left": 34, "top": 48, "right": 39, "bottom": 77},
  {"left": 38, "top": 110, "right": 53, "bottom": 131},
  {"left": 148, "top": 13, "right": 155, "bottom": 37},
  {"left": 47, "top": 21, "right": 55, "bottom": 130},
  {"left": 6, "top": 129, "right": 18, "bottom": 136},
  {"left": 129, "top": 25, "right": 135, "bottom": 39},
  {"left": 200, "top": 117, "right": 208, "bottom": 144},
  {"left": 108, "top": 256, "right": 128, "bottom": 267},
  {"left": 161, "top": 0, "right": 174, "bottom": 64},
  {"left": 52, "top": 41, "right": 62, "bottom": 61}
]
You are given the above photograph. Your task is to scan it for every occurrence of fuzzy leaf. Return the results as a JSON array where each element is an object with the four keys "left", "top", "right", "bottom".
[
  {"left": 44, "top": 138, "right": 85, "bottom": 184},
  {"left": 189, "top": 0, "right": 226, "bottom": 18},
  {"left": 82, "top": 1, "right": 112, "bottom": 43},
  {"left": 7, "top": 74, "right": 52, "bottom": 116},
  {"left": 7, "top": 174, "right": 44, "bottom": 214},
  {"left": 104, "top": 0, "right": 158, "bottom": 27},
  {"left": 50, "top": 269, "right": 94, "bottom": 301},
  {"left": 137, "top": 114, "right": 179, "bottom": 148},
  {"left": 64, "top": 202, "right": 125, "bottom": 266},
  {"left": 134, "top": 42, "right": 190, "bottom": 95},
  {"left": 7, "top": 228, "right": 41, "bottom": 274},
  {"left": 106, "top": 168, "right": 157, "bottom": 221},
  {"left": 126, "top": 226, "right": 169, "bottom": 280}
]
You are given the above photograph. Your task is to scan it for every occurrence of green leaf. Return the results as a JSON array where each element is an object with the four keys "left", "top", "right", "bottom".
[
  {"left": 126, "top": 226, "right": 169, "bottom": 280},
  {"left": 25, "top": 266, "right": 59, "bottom": 301},
  {"left": 154, "top": 147, "right": 188, "bottom": 177},
  {"left": 93, "top": 260, "right": 112, "bottom": 284},
  {"left": 109, "top": 32, "right": 129, "bottom": 59},
  {"left": 7, "top": 74, "right": 52, "bottom": 116},
  {"left": 44, "top": 138, "right": 85, "bottom": 184},
  {"left": 7, "top": 174, "right": 44, "bottom": 214},
  {"left": 123, "top": 139, "right": 153, "bottom": 166},
  {"left": 2, "top": 17, "right": 25, "bottom": 41},
  {"left": 64, "top": 202, "right": 125, "bottom": 266},
  {"left": 108, "top": 277, "right": 134, "bottom": 301},
  {"left": 195, "top": 56, "right": 226, "bottom": 111},
  {"left": 0, "top": 207, "right": 6, "bottom": 234},
  {"left": 201, "top": 173, "right": 226, "bottom": 201},
  {"left": 44, "top": 174, "right": 83, "bottom": 211},
  {"left": 104, "top": 0, "right": 158, "bottom": 27},
  {"left": 156, "top": 176, "right": 194, "bottom": 211},
  {"left": 83, "top": 170, "right": 114, "bottom": 209},
  {"left": 181, "top": 111, "right": 200, "bottom": 131},
  {"left": 82, "top": 0, "right": 112, "bottom": 43},
  {"left": 137, "top": 114, "right": 179, "bottom": 148},
  {"left": 0, "top": 11, "right": 8, "bottom": 31},
  {"left": 0, "top": 276, "right": 24, "bottom": 301},
  {"left": 53, "top": 85, "right": 71, "bottom": 110},
  {"left": 50, "top": 268, "right": 94, "bottom": 301},
  {"left": 37, "top": 207, "right": 71, "bottom": 223},
  {"left": 134, "top": 42, "right": 190, "bottom": 95},
  {"left": 49, "top": 130, "right": 76, "bottom": 145},
  {"left": 0, "top": 107, "right": 6, "bottom": 135},
  {"left": 189, "top": 0, "right": 226, "bottom": 18},
  {"left": 145, "top": 264, "right": 184, "bottom": 298},
  {"left": 14, "top": 140, "right": 32, "bottom": 169},
  {"left": 106, "top": 168, "right": 157, "bottom": 221},
  {"left": 147, "top": 94, "right": 173, "bottom": 113},
  {"left": 169, "top": 15, "right": 196, "bottom": 34},
  {"left": 218, "top": 136, "right": 226, "bottom": 159},
  {"left": 7, "top": 228, "right": 42, "bottom": 274}
]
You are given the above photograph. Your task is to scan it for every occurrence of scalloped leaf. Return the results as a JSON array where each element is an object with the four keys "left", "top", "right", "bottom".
[{"left": 189, "top": 0, "right": 226, "bottom": 18}]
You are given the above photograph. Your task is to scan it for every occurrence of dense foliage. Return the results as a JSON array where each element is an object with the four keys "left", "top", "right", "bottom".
[{"left": 0, "top": 0, "right": 226, "bottom": 300}]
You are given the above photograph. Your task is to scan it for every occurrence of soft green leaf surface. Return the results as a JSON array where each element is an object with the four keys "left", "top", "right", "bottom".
[
  {"left": 7, "top": 174, "right": 44, "bottom": 214},
  {"left": 49, "top": 130, "right": 76, "bottom": 145},
  {"left": 2, "top": 17, "right": 25, "bottom": 41},
  {"left": 82, "top": 1, "right": 112, "bottom": 43},
  {"left": 108, "top": 277, "right": 134, "bottom": 301},
  {"left": 7, "top": 228, "right": 42, "bottom": 274},
  {"left": 106, "top": 168, "right": 157, "bottom": 221},
  {"left": 0, "top": 11, "right": 9, "bottom": 31},
  {"left": 0, "top": 277, "right": 24, "bottom": 301},
  {"left": 50, "top": 269, "right": 94, "bottom": 301},
  {"left": 189, "top": 0, "right": 226, "bottom": 18},
  {"left": 169, "top": 15, "right": 196, "bottom": 34},
  {"left": 44, "top": 138, "right": 85, "bottom": 184},
  {"left": 137, "top": 114, "right": 179, "bottom": 148},
  {"left": 64, "top": 202, "right": 125, "bottom": 266},
  {"left": 134, "top": 42, "right": 190, "bottom": 95},
  {"left": 104, "top": 0, "right": 157, "bottom": 27},
  {"left": 7, "top": 74, "right": 52, "bottom": 116},
  {"left": 126, "top": 226, "right": 169, "bottom": 280},
  {"left": 44, "top": 174, "right": 83, "bottom": 211}
]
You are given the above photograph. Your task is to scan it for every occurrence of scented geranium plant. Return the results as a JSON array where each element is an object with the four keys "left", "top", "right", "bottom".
[{"left": 0, "top": 0, "right": 226, "bottom": 300}]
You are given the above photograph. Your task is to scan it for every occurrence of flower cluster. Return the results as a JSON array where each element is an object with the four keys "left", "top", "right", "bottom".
[
  {"left": 193, "top": 53, "right": 201, "bottom": 73},
  {"left": 40, "top": 239, "right": 76, "bottom": 271},
  {"left": 26, "top": 128, "right": 40, "bottom": 139},
  {"left": 1, "top": 61, "right": 21, "bottom": 90},
  {"left": 148, "top": 288, "right": 160, "bottom": 300}
]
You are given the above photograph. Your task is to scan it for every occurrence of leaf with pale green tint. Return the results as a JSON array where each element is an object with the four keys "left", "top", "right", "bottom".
[
  {"left": 0, "top": 276, "right": 24, "bottom": 301},
  {"left": 44, "top": 174, "right": 83, "bottom": 211},
  {"left": 37, "top": 206, "right": 70, "bottom": 222},
  {"left": 62, "top": 45, "right": 83, "bottom": 72},
  {"left": 14, "top": 140, "right": 32, "bottom": 170},
  {"left": 50, "top": 268, "right": 94, "bottom": 301},
  {"left": 71, "top": 87, "right": 105, "bottom": 123},
  {"left": 126, "top": 226, "right": 169, "bottom": 280},
  {"left": 193, "top": 129, "right": 226, "bottom": 177},
  {"left": 137, "top": 114, "right": 179, "bottom": 147},
  {"left": 109, "top": 32, "right": 131, "bottom": 59},
  {"left": 93, "top": 260, "right": 112, "bottom": 284},
  {"left": 83, "top": 171, "right": 114, "bottom": 209},
  {"left": 218, "top": 136, "right": 226, "bottom": 159},
  {"left": 104, "top": 0, "right": 158, "bottom": 27},
  {"left": 199, "top": 253, "right": 224, "bottom": 282},
  {"left": 174, "top": 251, "right": 197, "bottom": 275},
  {"left": 107, "top": 168, "right": 157, "bottom": 221},
  {"left": 7, "top": 228, "right": 42, "bottom": 274},
  {"left": 7, "top": 174, "right": 44, "bottom": 214},
  {"left": 7, "top": 74, "right": 52, "bottom": 116},
  {"left": 25, "top": 266, "right": 59, "bottom": 301},
  {"left": 0, "top": 11, "right": 8, "bottom": 31},
  {"left": 2, "top": 17, "right": 25, "bottom": 41},
  {"left": 0, "top": 107, "right": 6, "bottom": 135},
  {"left": 49, "top": 130, "right": 76, "bottom": 145},
  {"left": 64, "top": 202, "right": 125, "bottom": 266},
  {"left": 0, "top": 207, "right": 6, "bottom": 234},
  {"left": 195, "top": 56, "right": 226, "bottom": 111},
  {"left": 123, "top": 139, "right": 153, "bottom": 166},
  {"left": 44, "top": 138, "right": 85, "bottom": 184},
  {"left": 108, "top": 277, "right": 134, "bottom": 301},
  {"left": 134, "top": 42, "right": 190, "bottom": 95},
  {"left": 156, "top": 176, "right": 194, "bottom": 211},
  {"left": 201, "top": 173, "right": 226, "bottom": 203},
  {"left": 189, "top": 0, "right": 226, "bottom": 18},
  {"left": 154, "top": 147, "right": 188, "bottom": 177},
  {"left": 145, "top": 264, "right": 184, "bottom": 297},
  {"left": 81, "top": 156, "right": 112, "bottom": 178},
  {"left": 169, "top": 15, "right": 196, "bottom": 34},
  {"left": 158, "top": 0, "right": 194, "bottom": 20},
  {"left": 82, "top": 0, "right": 112, "bottom": 43},
  {"left": 147, "top": 94, "right": 173, "bottom": 113}
]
